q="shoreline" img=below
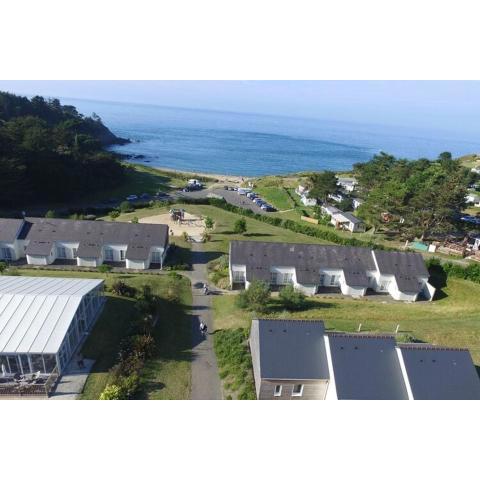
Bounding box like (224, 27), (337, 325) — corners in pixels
(150, 164), (249, 184)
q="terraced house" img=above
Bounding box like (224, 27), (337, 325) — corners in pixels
(229, 240), (436, 301)
(250, 319), (480, 400)
(0, 217), (169, 270)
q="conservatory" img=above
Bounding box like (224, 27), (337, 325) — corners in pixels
(0, 276), (104, 382)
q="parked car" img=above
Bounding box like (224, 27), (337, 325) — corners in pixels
(223, 185), (229, 190)
(246, 192), (256, 199)
(126, 195), (138, 201)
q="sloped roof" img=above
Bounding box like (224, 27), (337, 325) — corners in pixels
(251, 319), (329, 380)
(373, 250), (429, 293)
(21, 217), (168, 261)
(231, 241), (376, 285)
(328, 333), (408, 399)
(0, 276), (103, 355)
(0, 218), (24, 243)
(399, 344), (480, 400)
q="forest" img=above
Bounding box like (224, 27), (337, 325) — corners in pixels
(0, 91), (128, 207)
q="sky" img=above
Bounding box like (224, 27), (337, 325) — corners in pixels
(1, 80), (480, 138)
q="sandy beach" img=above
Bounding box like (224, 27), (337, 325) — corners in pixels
(152, 165), (249, 184)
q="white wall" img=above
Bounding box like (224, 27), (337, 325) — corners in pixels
(0, 241), (21, 261)
(103, 244), (128, 262)
(26, 254), (49, 265)
(77, 257), (102, 267)
(55, 241), (80, 260)
(126, 258), (148, 270)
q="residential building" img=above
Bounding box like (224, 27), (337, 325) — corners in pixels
(250, 319), (480, 400)
(320, 204), (365, 232)
(229, 240), (436, 301)
(0, 217), (169, 270)
(337, 177), (358, 192)
(295, 185), (317, 206)
(465, 192), (480, 206)
(0, 276), (104, 381)
(352, 198), (364, 210)
(331, 211), (365, 232)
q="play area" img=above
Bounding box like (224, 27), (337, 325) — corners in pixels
(139, 209), (206, 238)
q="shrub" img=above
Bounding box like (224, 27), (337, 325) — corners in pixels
(100, 384), (123, 400)
(235, 280), (270, 312)
(131, 216), (139, 224)
(119, 201), (134, 213)
(109, 210), (120, 220)
(278, 284), (307, 310)
(182, 231), (189, 241)
(45, 209), (57, 218)
(0, 261), (7, 275)
(97, 264), (113, 274)
(110, 280), (137, 297)
(233, 218), (247, 234)
(205, 216), (214, 229)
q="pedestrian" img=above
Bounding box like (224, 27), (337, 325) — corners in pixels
(199, 321), (205, 332)
(202, 323), (208, 335)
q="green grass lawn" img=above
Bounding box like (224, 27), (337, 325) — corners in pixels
(14, 269), (192, 399)
(110, 202), (336, 259)
(255, 186), (295, 211)
(212, 275), (480, 366)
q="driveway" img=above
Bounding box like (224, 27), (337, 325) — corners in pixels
(189, 242), (222, 400)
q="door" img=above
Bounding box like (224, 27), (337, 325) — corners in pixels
(151, 251), (162, 264)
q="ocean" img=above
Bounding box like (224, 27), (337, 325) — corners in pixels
(69, 98), (480, 176)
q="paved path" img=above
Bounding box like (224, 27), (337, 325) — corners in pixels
(189, 242), (222, 400)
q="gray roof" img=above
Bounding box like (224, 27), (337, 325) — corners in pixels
(337, 212), (363, 224)
(231, 240), (430, 292)
(0, 218), (25, 243)
(230, 241), (376, 286)
(374, 250), (428, 293)
(20, 217), (168, 261)
(399, 345), (480, 400)
(251, 319), (330, 380)
(328, 333), (408, 399)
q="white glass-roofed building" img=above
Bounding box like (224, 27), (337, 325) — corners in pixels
(0, 276), (104, 377)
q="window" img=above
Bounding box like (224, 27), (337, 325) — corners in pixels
(319, 274), (325, 286)
(292, 384), (304, 397)
(120, 250), (126, 261)
(270, 272), (278, 284)
(274, 385), (282, 397)
(104, 248), (114, 261)
(151, 251), (161, 263)
(330, 275), (336, 286)
(281, 273), (293, 284)
(57, 246), (66, 258)
(1, 247), (12, 260)
(233, 270), (245, 282)
(72, 248), (78, 258)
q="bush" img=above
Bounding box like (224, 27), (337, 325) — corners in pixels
(233, 218), (247, 234)
(235, 280), (270, 312)
(205, 216), (214, 229)
(45, 209), (57, 218)
(100, 384), (123, 400)
(426, 257), (480, 284)
(109, 210), (120, 220)
(278, 284), (307, 310)
(131, 216), (139, 224)
(0, 261), (7, 275)
(119, 201), (134, 213)
(110, 280), (137, 297)
(97, 264), (113, 274)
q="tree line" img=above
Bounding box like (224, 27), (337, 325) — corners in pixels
(305, 151), (477, 240)
(0, 91), (127, 208)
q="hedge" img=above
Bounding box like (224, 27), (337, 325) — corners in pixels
(426, 257), (480, 284)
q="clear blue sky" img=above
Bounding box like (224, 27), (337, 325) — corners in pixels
(1, 80), (479, 138)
